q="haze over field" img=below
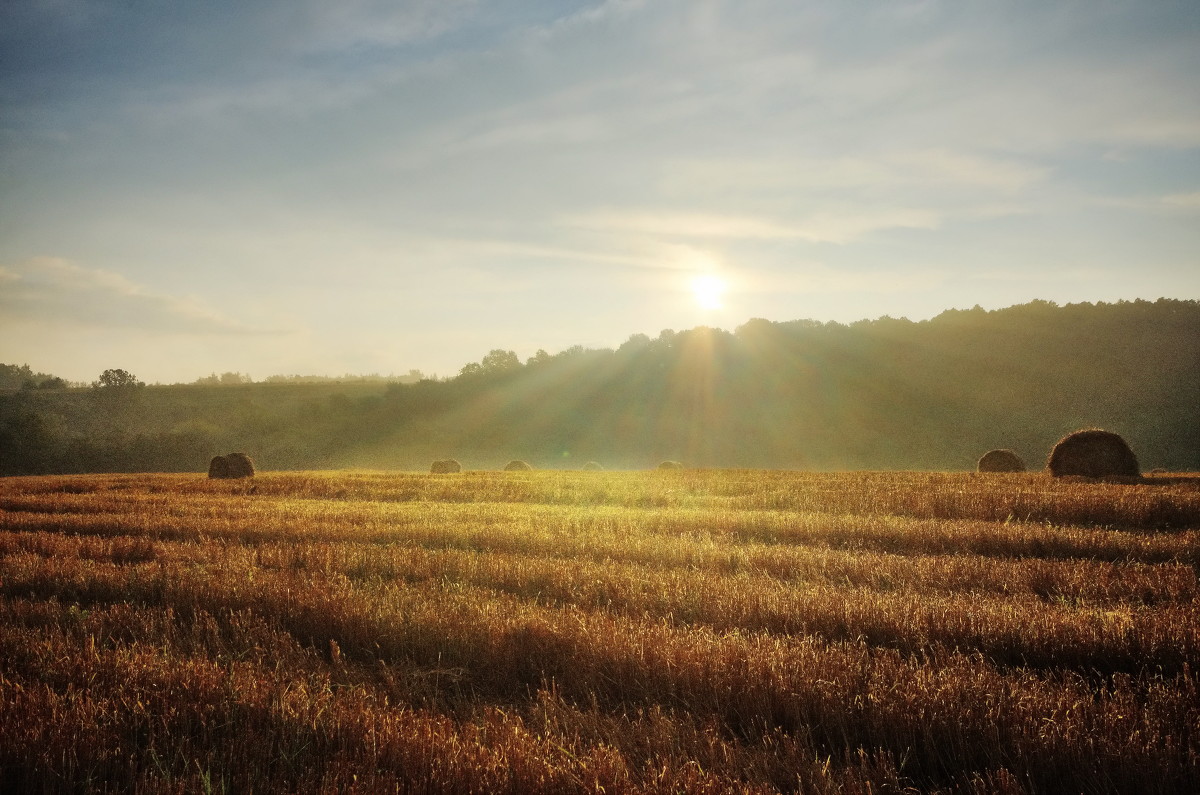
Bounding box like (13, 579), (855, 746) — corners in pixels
(2, 0), (1198, 384)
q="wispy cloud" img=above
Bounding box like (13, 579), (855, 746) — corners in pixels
(284, 0), (481, 52)
(0, 258), (285, 336)
(564, 207), (940, 244)
(1160, 192), (1200, 210)
(564, 211), (808, 240)
(1093, 191), (1200, 214)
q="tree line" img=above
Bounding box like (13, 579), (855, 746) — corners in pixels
(2, 299), (1197, 475)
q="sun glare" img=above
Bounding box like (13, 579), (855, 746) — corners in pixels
(691, 274), (726, 309)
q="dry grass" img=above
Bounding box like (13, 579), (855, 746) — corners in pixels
(1, 469), (1198, 793)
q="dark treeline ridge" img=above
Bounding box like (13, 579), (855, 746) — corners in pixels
(2, 299), (1198, 475)
(0, 364), (71, 391)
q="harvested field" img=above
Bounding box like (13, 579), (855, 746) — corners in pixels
(1, 469), (1198, 793)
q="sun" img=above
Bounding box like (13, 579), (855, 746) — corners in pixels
(691, 274), (726, 309)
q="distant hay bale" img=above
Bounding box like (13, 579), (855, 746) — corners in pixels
(430, 459), (461, 474)
(977, 449), (1026, 473)
(581, 461), (604, 471)
(1047, 429), (1140, 479)
(207, 455), (231, 479)
(504, 460), (533, 471)
(224, 452), (255, 478)
(658, 460), (684, 470)
(208, 452), (254, 479)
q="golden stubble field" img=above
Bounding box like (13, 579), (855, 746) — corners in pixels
(1, 469), (1198, 794)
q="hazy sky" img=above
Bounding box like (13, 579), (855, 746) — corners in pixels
(2, 0), (1198, 384)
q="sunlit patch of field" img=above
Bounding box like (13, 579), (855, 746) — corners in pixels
(2, 470), (1198, 793)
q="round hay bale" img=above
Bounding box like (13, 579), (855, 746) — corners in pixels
(430, 459), (461, 474)
(504, 460), (533, 471)
(207, 455), (231, 479)
(1047, 429), (1139, 479)
(224, 452), (256, 479)
(657, 460), (684, 470)
(977, 449), (1026, 473)
(581, 461), (604, 471)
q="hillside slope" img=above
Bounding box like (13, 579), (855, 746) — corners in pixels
(2, 299), (1197, 473)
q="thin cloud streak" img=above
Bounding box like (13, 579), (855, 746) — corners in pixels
(565, 208), (941, 244)
(0, 258), (285, 336)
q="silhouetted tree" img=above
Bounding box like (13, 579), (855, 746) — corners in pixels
(94, 369), (144, 390)
(481, 349), (521, 372)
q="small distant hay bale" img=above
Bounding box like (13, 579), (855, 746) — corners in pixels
(1047, 429), (1140, 479)
(430, 459), (461, 474)
(209, 452), (254, 479)
(657, 460), (684, 470)
(977, 449), (1026, 473)
(504, 460), (533, 471)
(581, 461), (604, 471)
(207, 455), (231, 479)
(224, 452), (256, 478)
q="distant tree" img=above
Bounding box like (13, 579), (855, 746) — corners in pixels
(460, 350), (522, 378)
(556, 345), (587, 359)
(481, 349), (521, 372)
(617, 333), (652, 355)
(527, 349), (552, 367)
(194, 371), (251, 385)
(1, 363), (64, 391)
(23, 376), (67, 390)
(0, 364), (35, 390)
(94, 369), (144, 390)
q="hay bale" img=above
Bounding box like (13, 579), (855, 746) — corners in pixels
(581, 461), (604, 471)
(977, 449), (1026, 473)
(504, 460), (533, 471)
(1047, 429), (1140, 479)
(430, 459), (461, 474)
(207, 455), (231, 479)
(224, 452), (256, 479)
(657, 460), (684, 470)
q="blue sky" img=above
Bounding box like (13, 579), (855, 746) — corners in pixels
(2, 0), (1198, 384)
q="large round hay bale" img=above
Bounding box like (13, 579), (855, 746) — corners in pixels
(430, 459), (461, 474)
(1047, 429), (1139, 479)
(207, 455), (231, 479)
(581, 461), (604, 471)
(657, 460), (684, 470)
(977, 449), (1026, 473)
(503, 460), (533, 471)
(224, 452), (256, 478)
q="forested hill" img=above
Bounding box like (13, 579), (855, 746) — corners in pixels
(3, 299), (1198, 474)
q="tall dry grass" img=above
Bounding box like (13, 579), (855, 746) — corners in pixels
(1, 469), (1198, 793)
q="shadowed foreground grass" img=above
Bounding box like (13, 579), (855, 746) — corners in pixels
(1, 469), (1198, 793)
